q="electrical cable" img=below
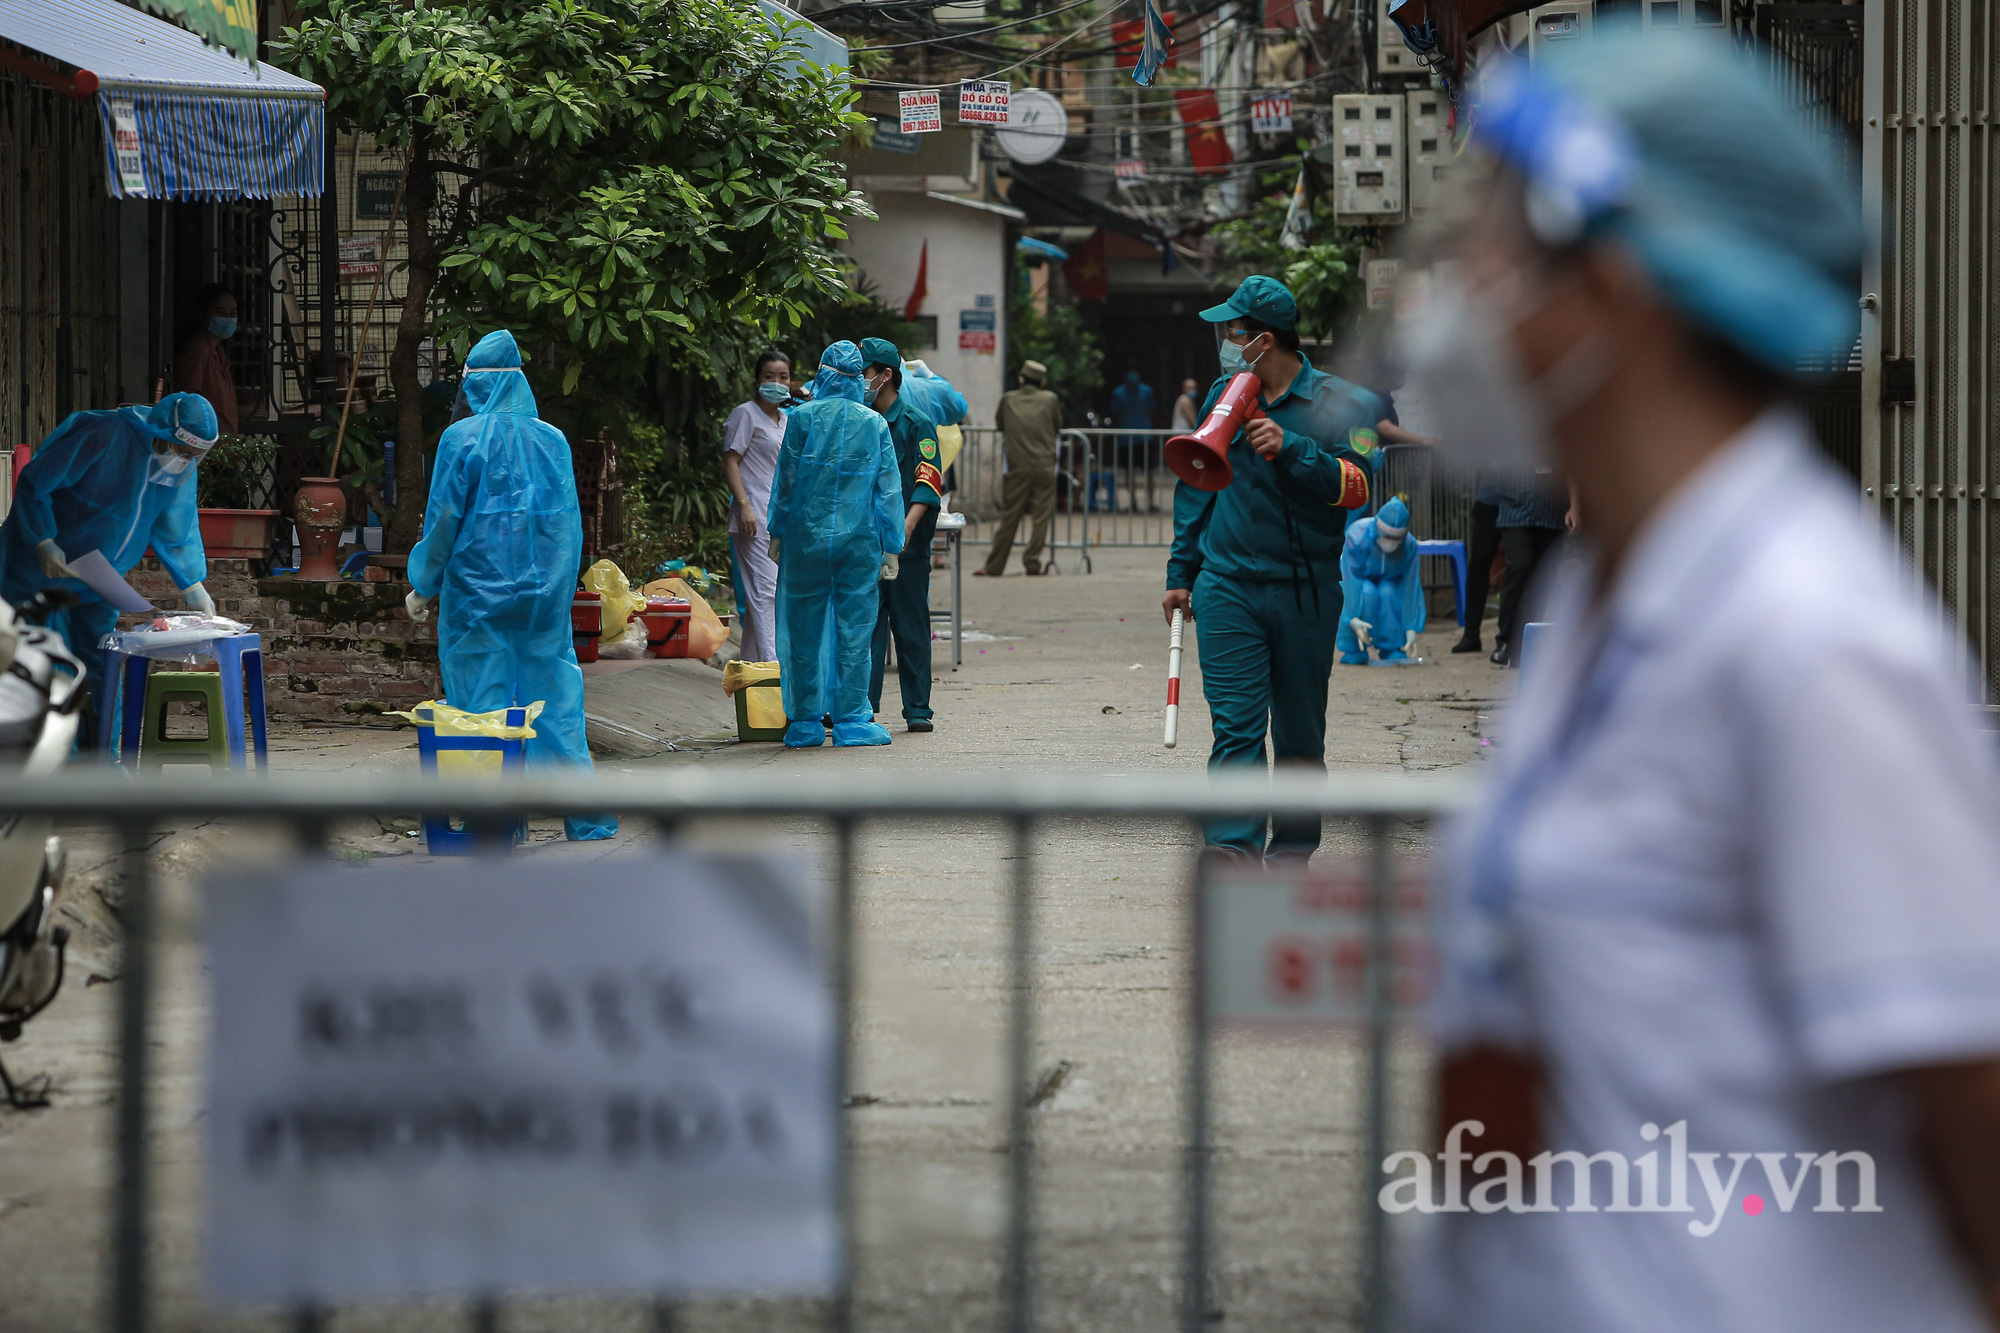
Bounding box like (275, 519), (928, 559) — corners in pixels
(857, 0), (1099, 49)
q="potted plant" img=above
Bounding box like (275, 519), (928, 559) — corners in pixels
(195, 434), (281, 559)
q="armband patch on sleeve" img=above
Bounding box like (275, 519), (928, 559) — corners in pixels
(1332, 458), (1369, 510)
(915, 460), (945, 496)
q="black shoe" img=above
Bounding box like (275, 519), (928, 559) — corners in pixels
(1451, 635), (1482, 654)
(907, 719), (934, 733)
(1490, 646), (1510, 667)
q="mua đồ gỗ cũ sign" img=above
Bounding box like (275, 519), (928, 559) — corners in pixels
(202, 852), (838, 1306)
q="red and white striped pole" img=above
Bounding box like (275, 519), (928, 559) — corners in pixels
(1164, 609), (1184, 749)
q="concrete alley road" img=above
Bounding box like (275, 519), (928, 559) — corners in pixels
(0, 545), (1512, 1333)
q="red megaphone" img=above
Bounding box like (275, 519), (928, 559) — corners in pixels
(1164, 372), (1265, 492)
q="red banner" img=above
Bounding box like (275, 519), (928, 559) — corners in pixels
(1111, 11), (1178, 69)
(1174, 88), (1234, 176)
(1063, 229), (1109, 302)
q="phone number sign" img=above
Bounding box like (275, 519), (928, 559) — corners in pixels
(1202, 862), (1433, 1027)
(203, 852), (837, 1305)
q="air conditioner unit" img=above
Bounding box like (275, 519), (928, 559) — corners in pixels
(1332, 93), (1405, 223)
(1528, 0), (1593, 57)
(1595, 0), (1726, 30)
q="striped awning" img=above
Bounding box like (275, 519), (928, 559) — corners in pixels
(0, 0), (324, 200)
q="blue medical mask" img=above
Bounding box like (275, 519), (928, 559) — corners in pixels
(1218, 335), (1266, 376)
(209, 316), (238, 340)
(757, 381), (791, 404)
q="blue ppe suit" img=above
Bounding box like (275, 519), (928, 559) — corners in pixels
(900, 368), (968, 428)
(1167, 362), (1378, 859)
(1336, 496), (1427, 664)
(407, 330), (614, 841)
(767, 341), (905, 748)
(0, 393), (215, 722)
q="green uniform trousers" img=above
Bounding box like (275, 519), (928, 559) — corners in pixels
(982, 465), (1056, 575)
(870, 507), (938, 722)
(1191, 567), (1343, 858)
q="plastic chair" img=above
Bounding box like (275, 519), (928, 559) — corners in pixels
(1415, 539), (1468, 628)
(140, 672), (234, 769)
(102, 633), (268, 771)
(414, 704), (529, 854)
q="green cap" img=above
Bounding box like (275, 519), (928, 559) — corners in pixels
(1198, 275), (1298, 332)
(859, 336), (901, 369)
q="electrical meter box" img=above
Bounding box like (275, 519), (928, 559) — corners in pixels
(1332, 94), (1405, 222)
(1528, 0), (1593, 57)
(1593, 0), (1726, 30)
(1405, 89), (1454, 220)
(1377, 0), (1421, 77)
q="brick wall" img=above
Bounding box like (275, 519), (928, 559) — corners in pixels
(127, 557), (440, 722)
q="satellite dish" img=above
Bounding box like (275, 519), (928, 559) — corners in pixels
(996, 88), (1067, 165)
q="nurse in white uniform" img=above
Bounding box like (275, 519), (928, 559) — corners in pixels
(1399, 35), (2000, 1333)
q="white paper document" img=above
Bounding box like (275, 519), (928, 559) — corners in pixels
(67, 549), (154, 613)
(203, 851), (838, 1306)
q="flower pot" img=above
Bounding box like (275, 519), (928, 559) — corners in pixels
(197, 508), (279, 560)
(293, 477), (348, 581)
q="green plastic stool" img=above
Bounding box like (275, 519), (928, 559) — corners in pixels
(141, 671), (237, 770)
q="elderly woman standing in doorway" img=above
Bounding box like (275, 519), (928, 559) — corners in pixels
(724, 350), (791, 664)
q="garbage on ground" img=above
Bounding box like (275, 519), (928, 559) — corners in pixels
(580, 559), (647, 643)
(598, 620), (650, 660)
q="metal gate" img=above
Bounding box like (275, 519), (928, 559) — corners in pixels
(1862, 0), (1999, 699)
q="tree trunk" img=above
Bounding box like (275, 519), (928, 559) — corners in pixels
(386, 125), (438, 554)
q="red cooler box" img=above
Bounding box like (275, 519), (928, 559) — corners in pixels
(572, 590), (603, 663)
(642, 597), (692, 658)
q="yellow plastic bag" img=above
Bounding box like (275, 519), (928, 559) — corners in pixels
(392, 700), (543, 777)
(582, 559), (647, 643)
(721, 661), (785, 738)
(936, 423), (963, 474)
(641, 576), (728, 660)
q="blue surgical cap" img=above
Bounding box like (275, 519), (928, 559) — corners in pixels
(129, 391), (218, 448)
(1476, 34), (1863, 376)
(812, 340), (869, 404)
(1377, 496), (1411, 533)
(467, 328), (523, 369)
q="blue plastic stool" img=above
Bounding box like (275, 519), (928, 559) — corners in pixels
(415, 704), (529, 854)
(101, 632), (268, 771)
(1415, 539), (1468, 628)
(1518, 621), (1553, 677)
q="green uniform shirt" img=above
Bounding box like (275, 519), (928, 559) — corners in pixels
(1166, 362), (1381, 587)
(879, 392), (944, 507)
(995, 386), (1063, 471)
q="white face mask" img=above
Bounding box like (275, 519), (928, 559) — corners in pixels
(1376, 530), (1405, 554)
(1397, 268), (1621, 473)
(148, 450), (193, 486)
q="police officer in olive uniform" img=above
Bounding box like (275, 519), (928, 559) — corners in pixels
(861, 337), (945, 733)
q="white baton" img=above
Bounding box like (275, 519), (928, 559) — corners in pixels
(1164, 609), (1184, 749)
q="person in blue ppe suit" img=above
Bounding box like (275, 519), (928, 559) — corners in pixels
(1162, 275), (1379, 861)
(1335, 495), (1426, 664)
(859, 337), (944, 733)
(405, 330), (614, 841)
(0, 392), (219, 732)
(766, 340), (904, 748)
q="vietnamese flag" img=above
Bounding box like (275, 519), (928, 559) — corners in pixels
(1063, 229), (1110, 302)
(905, 241), (929, 318)
(1174, 88), (1233, 176)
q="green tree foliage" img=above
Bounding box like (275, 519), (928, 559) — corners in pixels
(276, 0), (870, 551)
(1209, 169), (1367, 342)
(1007, 292), (1103, 420)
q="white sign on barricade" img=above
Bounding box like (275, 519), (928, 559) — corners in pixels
(958, 79), (1010, 124)
(899, 89), (943, 134)
(203, 853), (837, 1305)
(1202, 861), (1432, 1027)
(1249, 92), (1294, 134)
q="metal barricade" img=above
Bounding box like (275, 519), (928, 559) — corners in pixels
(0, 767), (1462, 1333)
(1379, 444), (1479, 600)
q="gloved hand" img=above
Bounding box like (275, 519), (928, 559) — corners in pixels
(1403, 629), (1419, 654)
(404, 589), (434, 623)
(181, 583), (215, 615)
(881, 553), (899, 582)
(768, 537), (781, 564)
(35, 539), (73, 580)
(1350, 617), (1373, 649)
